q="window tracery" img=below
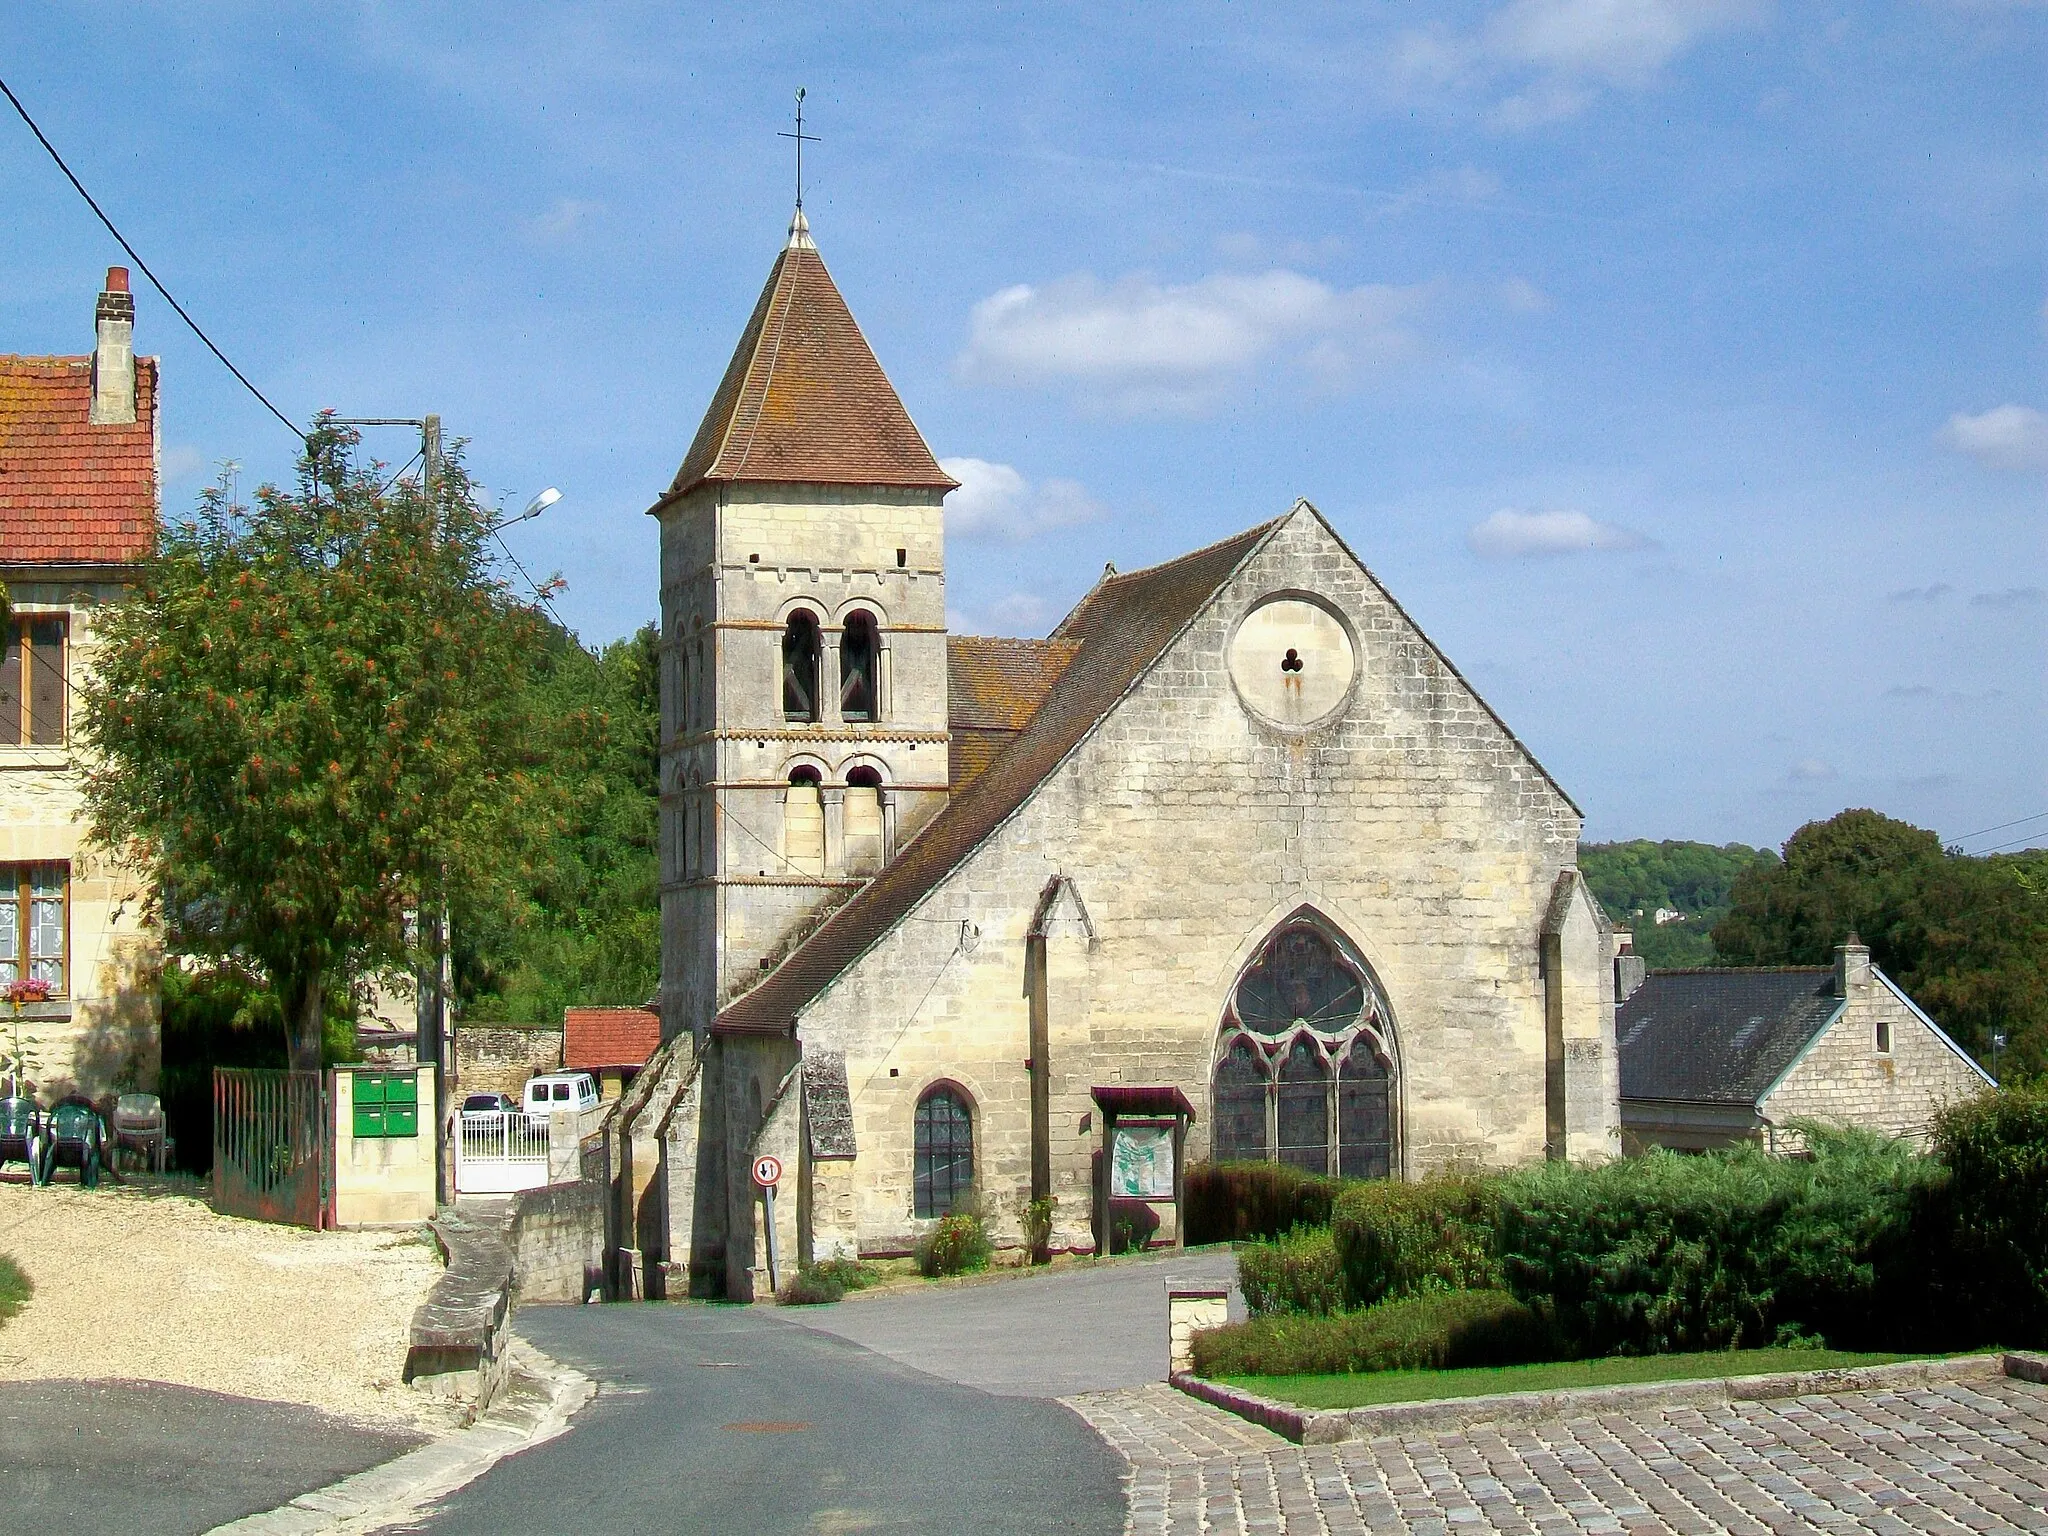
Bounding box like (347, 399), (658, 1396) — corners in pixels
(1211, 922), (1395, 1180)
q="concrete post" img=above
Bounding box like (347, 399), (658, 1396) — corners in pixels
(1167, 1287), (1230, 1376)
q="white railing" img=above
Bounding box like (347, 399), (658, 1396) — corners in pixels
(454, 1110), (550, 1195)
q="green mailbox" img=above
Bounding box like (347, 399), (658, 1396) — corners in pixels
(351, 1071), (419, 1138)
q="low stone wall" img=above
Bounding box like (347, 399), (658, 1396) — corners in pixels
(405, 1204), (515, 1413)
(507, 1177), (605, 1305)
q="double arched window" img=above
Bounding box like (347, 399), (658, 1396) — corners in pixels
(1212, 923), (1395, 1179)
(914, 1085), (974, 1218)
(782, 612), (822, 722)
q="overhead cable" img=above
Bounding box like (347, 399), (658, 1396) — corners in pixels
(0, 73), (304, 444)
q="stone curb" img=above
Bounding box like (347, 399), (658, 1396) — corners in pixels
(1173, 1351), (2032, 1445)
(404, 1202), (515, 1409)
(205, 1333), (594, 1536)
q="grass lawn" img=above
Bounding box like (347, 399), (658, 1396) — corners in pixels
(0, 1253), (30, 1327)
(1220, 1347), (1946, 1410)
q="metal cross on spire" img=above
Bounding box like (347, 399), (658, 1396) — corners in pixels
(779, 86), (820, 211)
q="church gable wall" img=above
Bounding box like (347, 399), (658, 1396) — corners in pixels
(791, 507), (1587, 1256)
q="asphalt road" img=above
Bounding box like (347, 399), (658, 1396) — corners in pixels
(398, 1301), (1129, 1536)
(0, 1380), (424, 1536)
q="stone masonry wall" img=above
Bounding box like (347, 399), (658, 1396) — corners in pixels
(1762, 967), (1991, 1147)
(453, 1024), (562, 1098)
(790, 507), (1589, 1259)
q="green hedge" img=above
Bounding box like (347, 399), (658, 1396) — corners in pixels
(1931, 1087), (2048, 1348)
(1191, 1288), (1552, 1377)
(1331, 1176), (1499, 1308)
(1238, 1226), (1345, 1317)
(1184, 1161), (1342, 1245)
(1494, 1129), (1936, 1356)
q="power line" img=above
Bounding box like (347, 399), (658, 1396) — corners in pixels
(0, 73), (304, 445)
(1974, 829), (2048, 857)
(1954, 809), (2048, 844)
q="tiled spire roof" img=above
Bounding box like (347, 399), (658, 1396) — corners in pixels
(661, 212), (956, 503)
(0, 354), (158, 566)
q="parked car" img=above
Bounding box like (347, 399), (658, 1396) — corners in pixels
(460, 1092), (516, 1116)
(521, 1073), (599, 1118)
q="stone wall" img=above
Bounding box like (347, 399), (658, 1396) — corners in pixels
(508, 1167), (605, 1304)
(788, 508), (1595, 1260)
(453, 1023), (562, 1098)
(1761, 956), (1991, 1148)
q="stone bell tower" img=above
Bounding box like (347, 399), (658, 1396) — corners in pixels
(651, 209), (958, 1041)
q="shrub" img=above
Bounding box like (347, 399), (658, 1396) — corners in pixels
(1331, 1176), (1499, 1308)
(1191, 1288), (1553, 1378)
(1932, 1087), (2048, 1348)
(810, 1255), (879, 1293)
(1494, 1132), (1936, 1357)
(0, 1253), (28, 1327)
(1184, 1161), (1343, 1245)
(778, 1265), (848, 1305)
(1238, 1226), (1345, 1317)
(1023, 1196), (1057, 1264)
(917, 1211), (993, 1277)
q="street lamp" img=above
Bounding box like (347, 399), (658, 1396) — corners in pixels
(486, 486), (561, 533)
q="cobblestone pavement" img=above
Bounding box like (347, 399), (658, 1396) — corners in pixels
(1064, 1377), (2048, 1534)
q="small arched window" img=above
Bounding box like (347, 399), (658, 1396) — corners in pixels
(784, 766), (824, 875)
(844, 765), (885, 874)
(841, 610), (879, 722)
(782, 611), (822, 722)
(682, 776), (699, 877)
(914, 1085), (974, 1219)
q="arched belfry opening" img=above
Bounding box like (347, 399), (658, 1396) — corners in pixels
(1212, 915), (1397, 1179)
(782, 611), (822, 722)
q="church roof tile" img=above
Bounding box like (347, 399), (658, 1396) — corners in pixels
(0, 355), (158, 566)
(716, 521), (1277, 1037)
(660, 235), (956, 503)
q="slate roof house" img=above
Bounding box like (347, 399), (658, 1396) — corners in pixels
(0, 268), (161, 1095)
(607, 208), (1624, 1300)
(1616, 937), (1991, 1153)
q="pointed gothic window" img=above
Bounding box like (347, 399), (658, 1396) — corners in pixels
(1211, 922), (1397, 1179)
(782, 611), (821, 722)
(784, 766), (824, 875)
(841, 610), (878, 722)
(914, 1085), (974, 1219)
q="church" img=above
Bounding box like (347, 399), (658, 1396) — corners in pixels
(619, 208), (1621, 1301)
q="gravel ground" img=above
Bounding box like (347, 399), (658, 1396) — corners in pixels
(0, 1178), (448, 1430)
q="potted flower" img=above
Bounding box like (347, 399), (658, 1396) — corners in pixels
(3, 977), (50, 1099)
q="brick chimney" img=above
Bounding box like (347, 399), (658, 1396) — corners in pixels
(89, 266), (136, 425)
(1834, 932), (1871, 998)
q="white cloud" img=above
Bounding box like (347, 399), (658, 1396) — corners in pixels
(940, 458), (1108, 542)
(1789, 758), (1838, 782)
(1398, 0), (1769, 128)
(527, 197), (603, 242)
(1886, 583), (1954, 603)
(957, 270), (1432, 414)
(1970, 586), (2046, 609)
(1467, 507), (1650, 558)
(1498, 277), (1553, 313)
(1937, 404), (2048, 470)
(160, 444), (205, 484)
(948, 591), (1052, 636)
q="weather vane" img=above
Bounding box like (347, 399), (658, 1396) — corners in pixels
(779, 86), (820, 211)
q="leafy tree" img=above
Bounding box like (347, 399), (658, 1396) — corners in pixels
(1713, 809), (2048, 1076)
(1579, 839), (1775, 966)
(455, 623), (660, 1021)
(80, 420), (562, 1071)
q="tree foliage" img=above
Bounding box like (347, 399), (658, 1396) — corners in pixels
(1579, 839), (1775, 966)
(80, 420), (562, 1068)
(454, 623), (660, 1021)
(1712, 809), (2048, 1077)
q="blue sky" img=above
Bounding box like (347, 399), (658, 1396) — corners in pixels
(2, 2), (2041, 850)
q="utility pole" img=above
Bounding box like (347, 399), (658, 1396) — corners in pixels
(418, 414), (455, 1207)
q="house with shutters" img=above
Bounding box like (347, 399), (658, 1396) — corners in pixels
(0, 267), (161, 1096)
(604, 208), (1623, 1301)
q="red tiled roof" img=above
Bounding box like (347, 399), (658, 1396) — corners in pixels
(0, 355), (157, 565)
(563, 1007), (662, 1070)
(946, 635), (1082, 788)
(659, 230), (956, 503)
(716, 522), (1277, 1037)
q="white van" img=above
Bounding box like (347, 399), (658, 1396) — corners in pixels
(522, 1072), (599, 1118)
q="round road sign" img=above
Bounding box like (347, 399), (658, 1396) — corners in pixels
(752, 1154), (783, 1188)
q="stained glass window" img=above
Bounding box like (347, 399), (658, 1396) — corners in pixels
(1338, 1038), (1392, 1180)
(1232, 927), (1365, 1035)
(1276, 1037), (1330, 1174)
(1212, 1036), (1268, 1162)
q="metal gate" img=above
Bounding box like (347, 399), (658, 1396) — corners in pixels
(213, 1068), (328, 1228)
